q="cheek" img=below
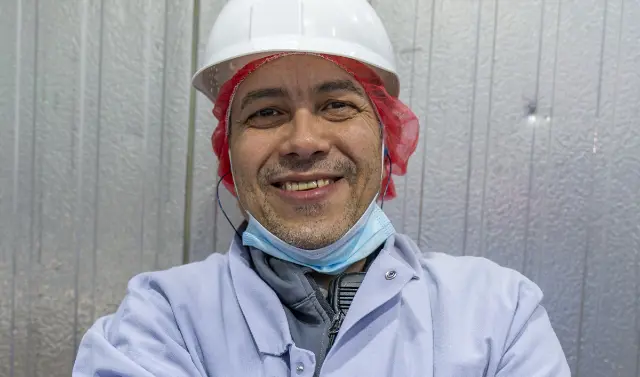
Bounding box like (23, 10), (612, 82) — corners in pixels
(341, 121), (382, 167)
(229, 133), (273, 184)
(229, 142), (257, 183)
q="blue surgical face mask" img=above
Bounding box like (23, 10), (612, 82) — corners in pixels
(242, 197), (395, 274)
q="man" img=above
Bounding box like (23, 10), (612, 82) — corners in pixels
(73, 0), (571, 376)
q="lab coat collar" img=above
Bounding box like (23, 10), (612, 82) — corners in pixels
(229, 230), (423, 357)
(228, 233), (293, 356)
(329, 234), (421, 349)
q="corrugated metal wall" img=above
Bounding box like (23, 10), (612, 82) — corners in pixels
(1, 0), (638, 376)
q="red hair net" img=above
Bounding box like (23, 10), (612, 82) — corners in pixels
(211, 53), (419, 201)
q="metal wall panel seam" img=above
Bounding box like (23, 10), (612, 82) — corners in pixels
(155, 0), (170, 270)
(461, 0), (485, 257)
(8, 0), (24, 372)
(71, 0), (91, 359)
(402, 0), (423, 234)
(183, 0), (200, 265)
(415, 0), (437, 249)
(476, 0), (499, 258)
(520, 0), (548, 276)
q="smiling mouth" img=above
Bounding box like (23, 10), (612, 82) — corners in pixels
(274, 178), (342, 192)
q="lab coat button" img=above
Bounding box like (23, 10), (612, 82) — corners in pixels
(295, 362), (304, 374)
(385, 270), (397, 280)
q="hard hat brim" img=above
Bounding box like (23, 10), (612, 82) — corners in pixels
(192, 38), (400, 102)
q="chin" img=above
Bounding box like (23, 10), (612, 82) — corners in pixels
(268, 198), (336, 219)
(275, 217), (348, 249)
(287, 229), (344, 250)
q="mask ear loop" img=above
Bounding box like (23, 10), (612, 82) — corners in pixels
(380, 148), (392, 210)
(379, 117), (392, 209)
(216, 171), (243, 240)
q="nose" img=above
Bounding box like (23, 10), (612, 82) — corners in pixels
(278, 109), (331, 160)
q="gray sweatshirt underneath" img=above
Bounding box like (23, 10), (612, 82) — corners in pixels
(249, 248), (335, 376)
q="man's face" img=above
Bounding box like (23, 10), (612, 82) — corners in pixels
(228, 55), (383, 250)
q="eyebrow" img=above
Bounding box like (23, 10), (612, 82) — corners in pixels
(240, 87), (287, 111)
(239, 79), (365, 111)
(314, 79), (365, 97)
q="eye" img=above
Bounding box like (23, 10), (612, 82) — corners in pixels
(324, 101), (349, 110)
(244, 107), (288, 129)
(321, 100), (359, 122)
(251, 108), (281, 118)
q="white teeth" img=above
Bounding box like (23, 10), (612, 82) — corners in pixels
(281, 179), (334, 191)
(317, 179), (330, 188)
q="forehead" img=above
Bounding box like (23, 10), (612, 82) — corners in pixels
(234, 55), (357, 97)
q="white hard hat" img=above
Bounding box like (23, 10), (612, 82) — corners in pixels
(192, 0), (400, 103)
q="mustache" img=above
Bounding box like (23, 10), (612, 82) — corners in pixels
(259, 156), (357, 184)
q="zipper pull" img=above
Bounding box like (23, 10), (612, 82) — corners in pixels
(327, 311), (344, 348)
